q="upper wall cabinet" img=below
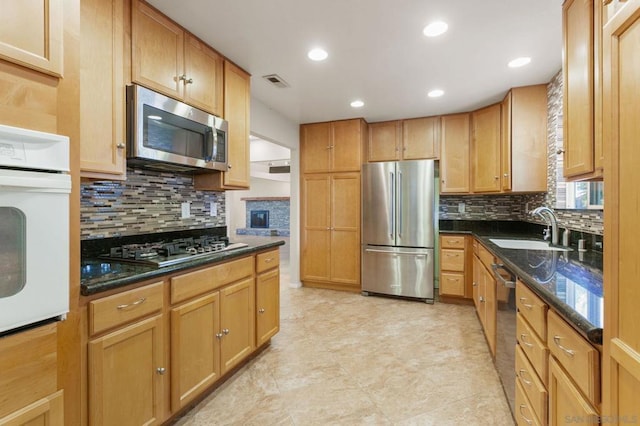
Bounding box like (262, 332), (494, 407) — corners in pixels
(562, 0), (603, 180)
(0, 0), (63, 77)
(502, 85), (548, 193)
(440, 113), (471, 193)
(80, 0), (127, 180)
(132, 0), (223, 116)
(300, 119), (365, 173)
(367, 117), (439, 162)
(471, 103), (502, 193)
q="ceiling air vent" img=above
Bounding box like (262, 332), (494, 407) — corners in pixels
(262, 74), (290, 88)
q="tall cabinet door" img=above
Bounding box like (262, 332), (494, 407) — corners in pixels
(471, 103), (501, 193)
(330, 173), (361, 286)
(332, 119), (363, 171)
(440, 113), (470, 193)
(222, 61), (250, 188)
(301, 175), (331, 282)
(300, 122), (332, 173)
(602, 1), (640, 421)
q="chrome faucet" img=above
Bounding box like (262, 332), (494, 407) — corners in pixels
(530, 206), (559, 245)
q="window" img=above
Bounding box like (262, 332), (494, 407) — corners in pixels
(565, 182), (604, 209)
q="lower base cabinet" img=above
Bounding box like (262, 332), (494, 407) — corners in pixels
(549, 357), (599, 426)
(0, 390), (64, 426)
(256, 268), (280, 347)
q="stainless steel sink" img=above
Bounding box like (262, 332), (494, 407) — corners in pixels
(489, 238), (572, 252)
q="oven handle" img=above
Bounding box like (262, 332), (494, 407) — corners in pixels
(491, 263), (516, 288)
(0, 171), (71, 192)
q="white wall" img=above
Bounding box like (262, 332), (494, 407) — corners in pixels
(228, 178), (291, 233)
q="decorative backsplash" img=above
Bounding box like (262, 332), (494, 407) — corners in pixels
(439, 194), (531, 221)
(80, 168), (225, 239)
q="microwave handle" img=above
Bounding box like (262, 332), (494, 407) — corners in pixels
(205, 127), (216, 162)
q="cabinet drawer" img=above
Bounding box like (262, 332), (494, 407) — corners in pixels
(516, 280), (548, 341)
(256, 249), (279, 273)
(171, 256), (254, 304)
(441, 249), (465, 271)
(515, 379), (543, 426)
(517, 313), (549, 387)
(516, 344), (548, 424)
(440, 272), (465, 296)
(547, 310), (600, 405)
(477, 243), (495, 271)
(90, 282), (164, 335)
(440, 235), (465, 249)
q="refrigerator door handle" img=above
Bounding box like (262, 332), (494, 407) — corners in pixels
(389, 171), (395, 238)
(365, 248), (427, 256)
(398, 171), (403, 237)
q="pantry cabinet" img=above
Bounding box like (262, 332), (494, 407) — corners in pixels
(79, 0), (127, 180)
(602, 0), (640, 421)
(0, 0), (63, 77)
(471, 103), (502, 193)
(132, 0), (223, 116)
(301, 119), (365, 173)
(440, 113), (471, 193)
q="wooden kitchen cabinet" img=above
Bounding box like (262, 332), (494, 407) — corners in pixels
(0, 0), (63, 77)
(602, 0), (640, 421)
(88, 315), (167, 426)
(301, 173), (361, 291)
(132, 0), (223, 116)
(440, 113), (470, 193)
(439, 235), (469, 298)
(256, 250), (280, 347)
(472, 240), (497, 357)
(368, 120), (402, 161)
(219, 277), (256, 374)
(471, 103), (502, 193)
(300, 119), (365, 173)
(0, 390), (64, 426)
(501, 85), (548, 192)
(368, 117), (440, 162)
(562, 0), (604, 180)
(79, 0), (127, 180)
(549, 357), (599, 425)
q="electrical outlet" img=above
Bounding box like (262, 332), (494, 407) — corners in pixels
(458, 202), (465, 214)
(525, 202), (530, 213)
(209, 202), (217, 217)
(181, 202), (190, 219)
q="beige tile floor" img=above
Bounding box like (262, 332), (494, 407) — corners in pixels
(173, 241), (514, 425)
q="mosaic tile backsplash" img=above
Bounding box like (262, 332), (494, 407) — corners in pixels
(81, 168), (225, 239)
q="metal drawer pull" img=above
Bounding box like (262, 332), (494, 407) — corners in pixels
(520, 334), (534, 348)
(519, 297), (533, 309)
(447, 240), (460, 244)
(445, 253), (459, 257)
(264, 258), (274, 263)
(258, 308), (266, 314)
(491, 263), (516, 288)
(447, 278), (459, 281)
(519, 405), (533, 425)
(553, 335), (575, 357)
(116, 297), (146, 310)
(518, 369), (532, 386)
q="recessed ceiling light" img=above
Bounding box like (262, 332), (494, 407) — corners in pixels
(350, 100), (364, 108)
(427, 89), (444, 98)
(508, 57), (531, 68)
(423, 21), (448, 37)
(308, 48), (328, 61)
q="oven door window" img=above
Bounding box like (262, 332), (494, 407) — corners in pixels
(143, 104), (211, 160)
(0, 207), (26, 298)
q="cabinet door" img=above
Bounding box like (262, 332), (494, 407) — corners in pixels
(472, 255), (483, 316)
(501, 92), (512, 191)
(256, 268), (280, 347)
(301, 175), (331, 282)
(330, 174), (361, 286)
(471, 103), (501, 193)
(170, 293), (220, 411)
(549, 357), (599, 425)
(402, 116), (440, 160)
(602, 2), (640, 420)
(80, 0), (126, 180)
(0, 0), (63, 77)
(368, 121), (401, 162)
(0, 390), (64, 426)
(220, 277), (255, 375)
(300, 122), (332, 173)
(483, 266), (497, 357)
(562, 0), (595, 178)
(132, 0), (184, 99)
(440, 113), (470, 193)
(332, 119), (363, 171)
(184, 35), (223, 116)
(89, 315), (166, 426)
(221, 61), (251, 188)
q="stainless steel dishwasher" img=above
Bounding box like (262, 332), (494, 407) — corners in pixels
(492, 262), (517, 419)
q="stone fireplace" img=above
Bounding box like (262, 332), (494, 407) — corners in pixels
(236, 197), (290, 236)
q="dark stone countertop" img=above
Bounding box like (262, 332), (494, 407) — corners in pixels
(81, 239), (285, 296)
(440, 221), (603, 345)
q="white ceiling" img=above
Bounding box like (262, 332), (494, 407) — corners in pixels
(147, 0), (562, 124)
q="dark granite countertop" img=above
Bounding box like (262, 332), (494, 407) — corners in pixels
(81, 239), (285, 296)
(440, 220), (603, 345)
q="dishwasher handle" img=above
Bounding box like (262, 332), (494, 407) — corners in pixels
(491, 263), (516, 288)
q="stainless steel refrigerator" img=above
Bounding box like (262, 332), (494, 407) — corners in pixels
(361, 160), (435, 301)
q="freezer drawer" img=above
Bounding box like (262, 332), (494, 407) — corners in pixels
(361, 246), (434, 299)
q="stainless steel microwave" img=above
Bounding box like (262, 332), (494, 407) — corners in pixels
(126, 84), (228, 172)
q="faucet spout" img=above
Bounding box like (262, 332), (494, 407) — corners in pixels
(530, 206), (559, 245)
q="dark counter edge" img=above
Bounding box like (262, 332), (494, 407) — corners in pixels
(441, 229), (603, 345)
(81, 240), (286, 296)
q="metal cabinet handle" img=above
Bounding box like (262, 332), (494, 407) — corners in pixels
(116, 297), (146, 310)
(479, 296), (485, 303)
(258, 308), (266, 314)
(445, 253), (459, 257)
(228, 164), (232, 169)
(447, 278), (459, 282)
(116, 143), (125, 149)
(553, 335), (575, 357)
(222, 328), (230, 335)
(503, 173), (509, 177)
(156, 367), (166, 375)
(519, 297), (533, 310)
(472, 282), (477, 287)
(491, 263), (516, 288)
(518, 369), (532, 386)
(264, 258), (274, 263)
(519, 405), (533, 425)
(520, 334), (534, 348)
(215, 332), (223, 339)
(556, 148), (565, 154)
(447, 240), (460, 244)
(179, 74), (193, 84)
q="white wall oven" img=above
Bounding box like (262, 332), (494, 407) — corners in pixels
(0, 124), (70, 335)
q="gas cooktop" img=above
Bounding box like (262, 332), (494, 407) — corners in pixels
(98, 236), (248, 267)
